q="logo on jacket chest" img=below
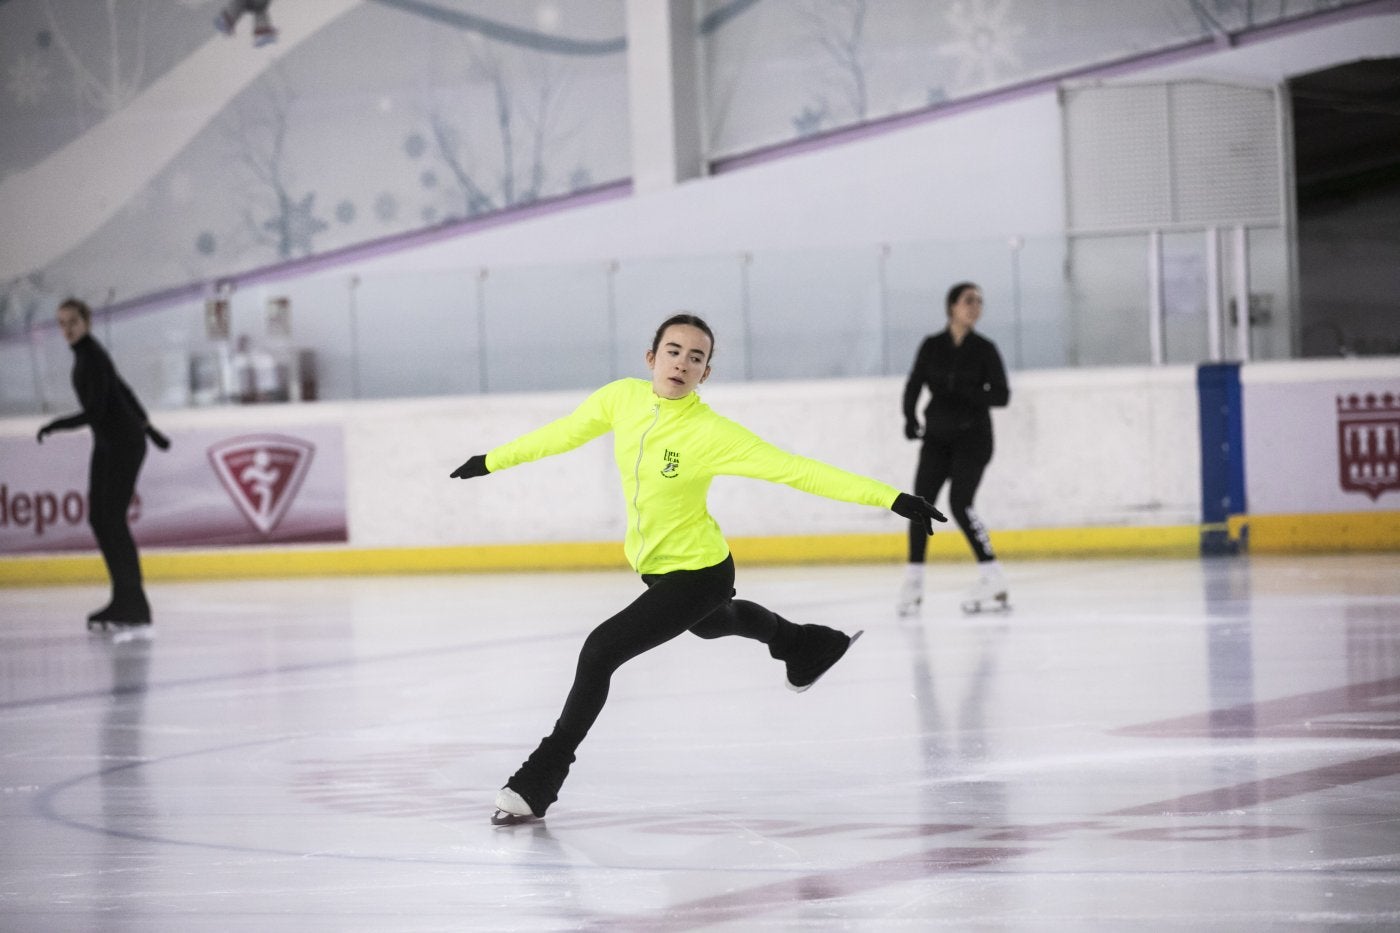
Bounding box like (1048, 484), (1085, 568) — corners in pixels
(660, 448), (681, 479)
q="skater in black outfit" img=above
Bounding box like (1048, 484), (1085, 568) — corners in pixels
(450, 314), (946, 824)
(36, 299), (170, 628)
(215, 0), (278, 46)
(897, 282), (1010, 616)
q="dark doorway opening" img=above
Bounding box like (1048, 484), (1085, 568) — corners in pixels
(1291, 58), (1400, 357)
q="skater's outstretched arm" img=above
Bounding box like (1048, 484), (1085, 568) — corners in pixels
(705, 419), (949, 530)
(449, 382), (618, 480)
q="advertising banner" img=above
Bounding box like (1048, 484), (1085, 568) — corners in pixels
(1244, 378), (1400, 514)
(0, 424), (347, 553)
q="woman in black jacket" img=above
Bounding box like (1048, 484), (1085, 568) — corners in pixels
(898, 282), (1010, 616)
(37, 299), (168, 628)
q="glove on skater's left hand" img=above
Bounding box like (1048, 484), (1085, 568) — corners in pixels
(903, 419), (922, 441)
(450, 454), (490, 479)
(891, 493), (947, 535)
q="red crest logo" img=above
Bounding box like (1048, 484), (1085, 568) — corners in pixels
(208, 434), (316, 534)
(1337, 392), (1400, 501)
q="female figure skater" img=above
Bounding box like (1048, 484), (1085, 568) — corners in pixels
(450, 313), (946, 824)
(897, 282), (1011, 616)
(36, 299), (169, 628)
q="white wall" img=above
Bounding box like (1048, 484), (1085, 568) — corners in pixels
(344, 367), (1202, 549)
(0, 367), (1203, 553)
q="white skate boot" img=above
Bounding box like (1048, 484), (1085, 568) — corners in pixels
(491, 786), (538, 826)
(896, 577), (923, 617)
(961, 566), (1010, 615)
(896, 564), (925, 617)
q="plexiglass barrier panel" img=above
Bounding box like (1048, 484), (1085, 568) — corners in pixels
(2, 227), (1316, 417)
(744, 246), (885, 381)
(478, 262), (613, 394)
(1161, 230), (1214, 367)
(0, 335), (44, 416)
(1066, 234), (1152, 367)
(1014, 235), (1074, 371)
(351, 271), (482, 399)
(611, 255), (748, 383)
(1246, 226), (1294, 362)
(882, 238), (1062, 375)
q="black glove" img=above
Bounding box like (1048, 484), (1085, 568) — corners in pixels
(891, 493), (948, 535)
(450, 454), (490, 479)
(35, 421), (55, 444)
(903, 419), (921, 441)
(146, 425), (171, 450)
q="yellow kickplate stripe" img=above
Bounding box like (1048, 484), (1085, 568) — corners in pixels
(1240, 510), (1400, 552)
(0, 523), (1214, 586)
(8, 514), (1392, 587)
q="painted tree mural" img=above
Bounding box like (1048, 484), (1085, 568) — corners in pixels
(222, 74), (329, 262)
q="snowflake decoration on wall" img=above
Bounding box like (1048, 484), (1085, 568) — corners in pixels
(792, 102), (828, 138)
(374, 192), (398, 223)
(6, 53), (50, 106)
(936, 0), (1026, 92)
(264, 192), (329, 258)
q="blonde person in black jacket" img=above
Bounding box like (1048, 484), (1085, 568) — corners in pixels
(37, 299), (169, 628)
(898, 282), (1011, 615)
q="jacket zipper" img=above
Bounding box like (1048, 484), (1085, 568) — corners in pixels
(632, 404), (661, 568)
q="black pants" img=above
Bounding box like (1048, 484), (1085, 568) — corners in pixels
(510, 554), (803, 814)
(88, 437), (147, 608)
(908, 430), (995, 564)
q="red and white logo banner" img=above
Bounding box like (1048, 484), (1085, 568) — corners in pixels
(0, 423), (347, 554)
(208, 434), (317, 535)
(1338, 392), (1400, 502)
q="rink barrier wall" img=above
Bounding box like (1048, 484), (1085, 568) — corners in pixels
(1, 359), (1396, 585)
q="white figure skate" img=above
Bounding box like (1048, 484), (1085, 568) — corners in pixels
(961, 570), (1010, 615)
(490, 786), (539, 826)
(896, 577), (923, 617)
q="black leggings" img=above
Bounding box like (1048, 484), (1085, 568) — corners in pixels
(552, 554), (794, 743)
(907, 430), (995, 564)
(88, 437), (147, 606)
(515, 554), (802, 812)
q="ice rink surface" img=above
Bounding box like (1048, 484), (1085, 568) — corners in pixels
(2, 553), (1399, 931)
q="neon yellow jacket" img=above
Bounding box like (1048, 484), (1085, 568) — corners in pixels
(486, 378), (901, 575)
